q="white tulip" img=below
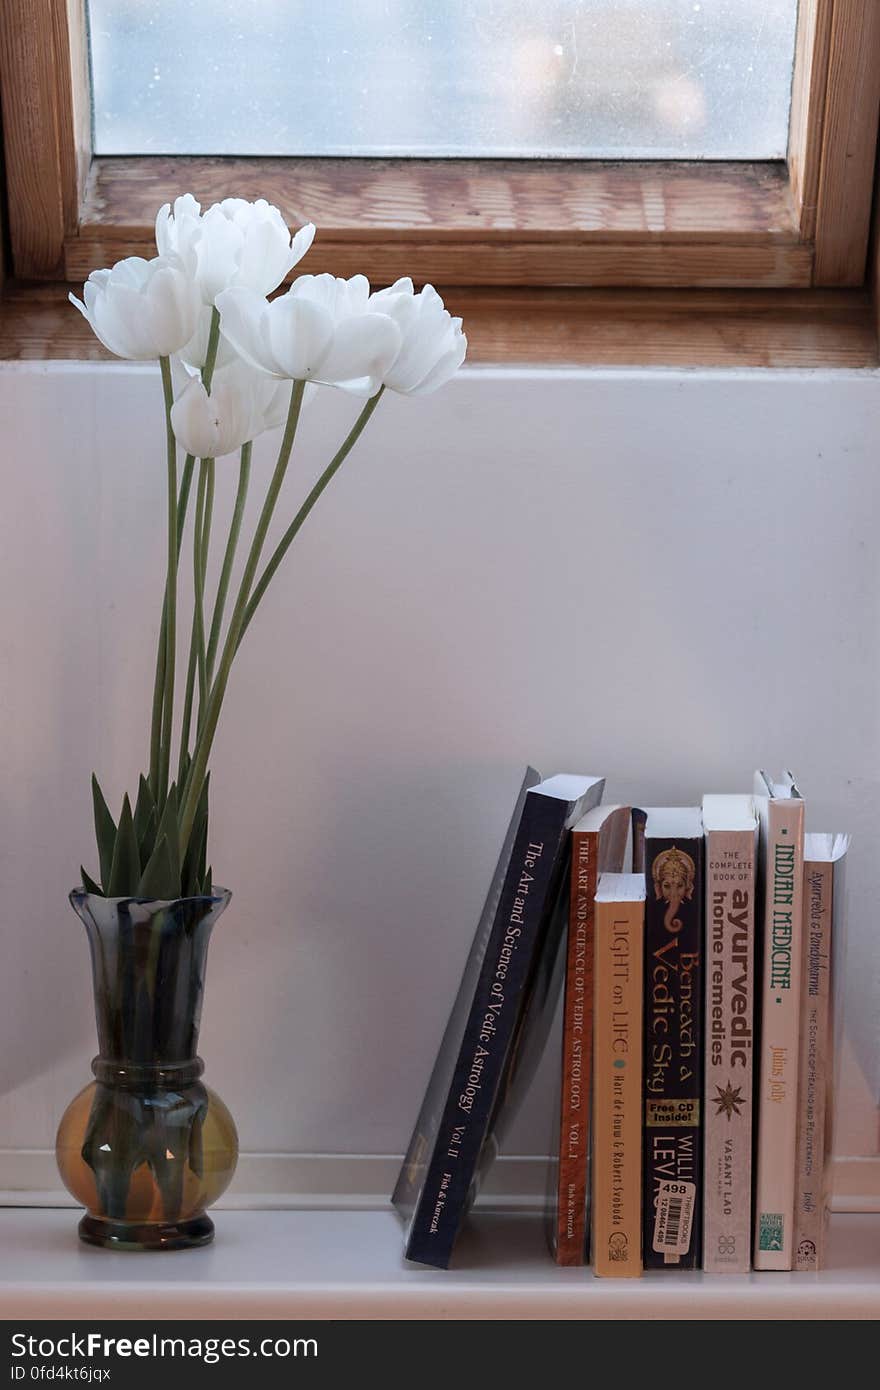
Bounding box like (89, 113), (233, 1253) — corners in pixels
(69, 255), (201, 360)
(176, 303), (240, 374)
(368, 280), (467, 394)
(156, 193), (315, 303)
(170, 359), (294, 458)
(216, 274), (401, 396)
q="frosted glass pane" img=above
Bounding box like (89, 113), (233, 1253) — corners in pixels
(89, 0), (798, 159)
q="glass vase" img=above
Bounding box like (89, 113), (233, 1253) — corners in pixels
(56, 889), (238, 1250)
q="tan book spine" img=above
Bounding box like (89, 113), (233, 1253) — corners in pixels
(592, 894), (643, 1277)
(754, 798), (805, 1270)
(794, 858), (833, 1270)
(703, 827), (756, 1272)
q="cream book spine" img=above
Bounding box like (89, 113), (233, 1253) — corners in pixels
(794, 834), (849, 1271)
(592, 873), (644, 1278)
(702, 796), (757, 1272)
(753, 778), (805, 1270)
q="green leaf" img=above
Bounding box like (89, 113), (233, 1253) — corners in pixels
(133, 775), (156, 855)
(80, 866), (103, 896)
(137, 834), (177, 899)
(137, 806), (158, 866)
(181, 773), (210, 897)
(91, 774), (117, 893)
(107, 794), (140, 896)
(178, 750), (191, 790)
(204, 865), (212, 896)
(154, 783), (181, 896)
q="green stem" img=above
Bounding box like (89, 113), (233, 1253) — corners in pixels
(195, 462), (211, 729)
(179, 380), (306, 853)
(206, 442), (252, 685)
(202, 308), (221, 391)
(192, 305), (220, 733)
(177, 644), (197, 788)
(167, 308), (220, 790)
(197, 458), (216, 728)
(177, 457), (196, 549)
(178, 460), (209, 786)
(202, 459), (215, 591)
(157, 356), (178, 807)
(149, 455), (195, 797)
(238, 390), (383, 650)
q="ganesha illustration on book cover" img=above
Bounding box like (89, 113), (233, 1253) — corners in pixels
(651, 845), (696, 932)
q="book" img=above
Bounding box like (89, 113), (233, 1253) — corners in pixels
(640, 806), (704, 1269)
(752, 770), (805, 1270)
(592, 872), (645, 1278)
(701, 793), (758, 1273)
(552, 803), (630, 1266)
(392, 770), (604, 1269)
(794, 832), (850, 1271)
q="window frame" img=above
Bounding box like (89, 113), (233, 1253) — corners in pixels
(1, 1), (880, 362)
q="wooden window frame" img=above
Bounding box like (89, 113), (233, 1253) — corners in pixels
(2, 1), (880, 365)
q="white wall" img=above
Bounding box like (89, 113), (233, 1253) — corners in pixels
(1, 362), (878, 1199)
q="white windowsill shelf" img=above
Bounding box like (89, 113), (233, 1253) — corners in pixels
(1, 1208), (877, 1320)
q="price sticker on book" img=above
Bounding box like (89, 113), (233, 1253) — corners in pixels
(652, 1180), (696, 1259)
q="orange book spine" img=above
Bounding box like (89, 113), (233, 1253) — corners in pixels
(554, 829), (598, 1264)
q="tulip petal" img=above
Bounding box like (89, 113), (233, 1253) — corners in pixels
(258, 379), (293, 433)
(170, 373), (253, 458)
(314, 312), (401, 393)
(266, 293), (334, 379)
(68, 291), (126, 358)
(146, 265), (200, 357)
(407, 332), (468, 395)
(94, 283), (156, 359)
(385, 315), (455, 393)
(196, 209), (243, 304)
(176, 304), (238, 373)
(290, 222), (316, 266)
(235, 218), (294, 298)
(216, 287), (277, 375)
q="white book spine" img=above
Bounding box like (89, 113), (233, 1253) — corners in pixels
(753, 798), (805, 1270)
(703, 826), (756, 1272)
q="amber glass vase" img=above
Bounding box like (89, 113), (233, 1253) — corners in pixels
(56, 889), (238, 1250)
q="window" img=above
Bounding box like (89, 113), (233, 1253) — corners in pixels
(89, 1), (798, 160)
(1, 1), (880, 364)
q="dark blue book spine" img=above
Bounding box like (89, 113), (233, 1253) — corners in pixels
(642, 833), (704, 1269)
(404, 792), (570, 1268)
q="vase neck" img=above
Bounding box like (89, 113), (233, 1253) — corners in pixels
(70, 893), (229, 1066)
(91, 1056), (206, 1088)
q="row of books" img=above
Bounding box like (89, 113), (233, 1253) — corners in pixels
(391, 770), (849, 1275)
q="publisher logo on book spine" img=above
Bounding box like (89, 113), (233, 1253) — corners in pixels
(759, 1213), (785, 1252)
(608, 1231), (630, 1263)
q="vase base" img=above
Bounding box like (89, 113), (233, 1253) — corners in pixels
(78, 1213), (215, 1251)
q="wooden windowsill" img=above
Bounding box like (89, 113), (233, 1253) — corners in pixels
(1, 283), (876, 370)
(64, 157), (813, 290)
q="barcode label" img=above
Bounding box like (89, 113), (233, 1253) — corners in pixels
(652, 1180), (696, 1257)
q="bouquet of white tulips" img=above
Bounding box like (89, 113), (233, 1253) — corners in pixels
(71, 195), (466, 899)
